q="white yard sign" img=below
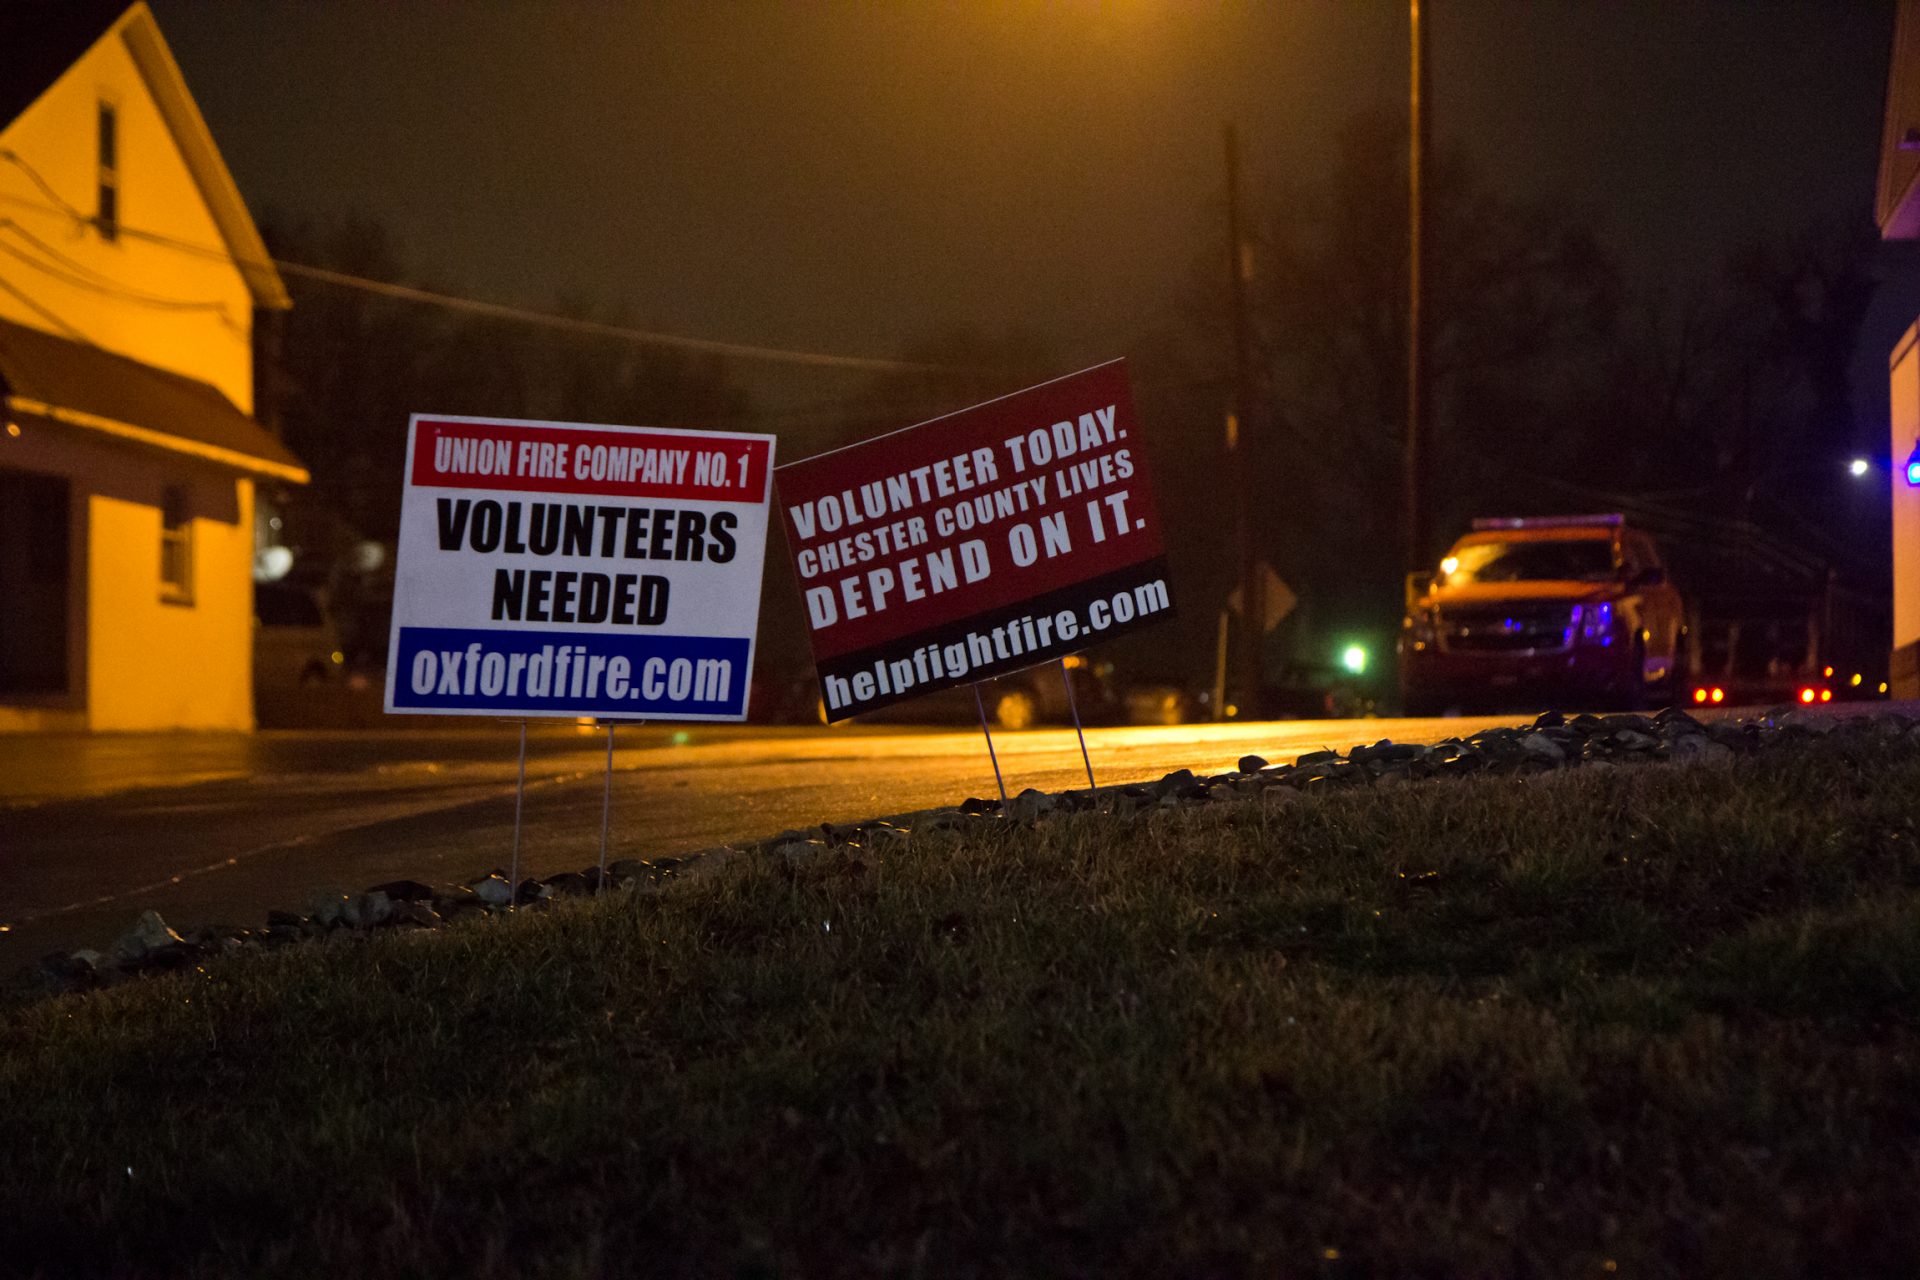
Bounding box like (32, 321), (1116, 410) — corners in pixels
(383, 414), (775, 721)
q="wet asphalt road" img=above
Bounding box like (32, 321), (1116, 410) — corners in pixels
(0, 715), (1530, 968)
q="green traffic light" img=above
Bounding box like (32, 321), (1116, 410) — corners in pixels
(1340, 644), (1368, 675)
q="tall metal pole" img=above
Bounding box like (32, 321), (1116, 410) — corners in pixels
(1405, 0), (1431, 574)
(1225, 123), (1262, 718)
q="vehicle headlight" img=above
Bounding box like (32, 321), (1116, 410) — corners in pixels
(1576, 601), (1616, 646)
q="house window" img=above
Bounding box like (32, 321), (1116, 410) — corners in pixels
(97, 101), (118, 241)
(160, 486), (193, 605)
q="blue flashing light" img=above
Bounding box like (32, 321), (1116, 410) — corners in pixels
(1908, 441), (1920, 487)
(1576, 600), (1615, 646)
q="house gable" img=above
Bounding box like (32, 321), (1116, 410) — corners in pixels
(0, 3), (286, 410)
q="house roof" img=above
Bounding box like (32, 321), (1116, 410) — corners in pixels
(0, 316), (308, 482)
(0, 1), (290, 308)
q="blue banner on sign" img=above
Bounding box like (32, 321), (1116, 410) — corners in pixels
(389, 627), (750, 718)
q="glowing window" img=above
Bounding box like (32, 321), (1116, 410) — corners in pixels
(160, 486), (193, 605)
(97, 101), (119, 241)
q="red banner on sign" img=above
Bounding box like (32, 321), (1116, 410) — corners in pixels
(410, 418), (771, 504)
(776, 360), (1175, 721)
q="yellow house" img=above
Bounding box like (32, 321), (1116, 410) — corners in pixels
(0, 2), (306, 732)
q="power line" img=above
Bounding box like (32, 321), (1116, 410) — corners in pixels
(267, 260), (958, 373)
(0, 152), (972, 374)
(0, 220), (235, 313)
(0, 273), (88, 342)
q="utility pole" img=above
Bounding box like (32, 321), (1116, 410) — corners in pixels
(1405, 0), (1431, 574)
(1224, 123), (1263, 718)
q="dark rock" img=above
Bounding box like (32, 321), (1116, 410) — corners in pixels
(390, 900), (442, 929)
(958, 796), (1001, 815)
(346, 890), (393, 929)
(543, 871), (592, 898)
(1294, 749), (1341, 767)
(1653, 708), (1704, 733)
(304, 890), (351, 929)
(188, 922), (249, 946)
(1237, 754), (1269, 774)
(39, 949), (104, 989)
(1009, 788), (1054, 822)
(1518, 734), (1566, 763)
(1532, 710), (1566, 729)
(1152, 769), (1196, 797)
(516, 878), (549, 905)
(1669, 734), (1734, 763)
(772, 838), (825, 866)
(861, 824), (910, 851)
(1351, 741), (1426, 767)
(468, 875), (513, 908)
(266, 909), (305, 929)
(111, 910), (185, 964)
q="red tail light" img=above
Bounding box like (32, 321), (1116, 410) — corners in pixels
(1692, 687), (1708, 704)
(1799, 687), (1817, 704)
(1820, 689), (1833, 703)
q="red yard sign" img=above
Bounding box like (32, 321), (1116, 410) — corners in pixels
(775, 359), (1176, 721)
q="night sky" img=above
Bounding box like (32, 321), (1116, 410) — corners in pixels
(150, 0), (1906, 416)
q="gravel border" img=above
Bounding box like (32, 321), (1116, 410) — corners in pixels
(22, 705), (1911, 997)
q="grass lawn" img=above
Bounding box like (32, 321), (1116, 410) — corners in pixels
(4, 730), (1920, 1277)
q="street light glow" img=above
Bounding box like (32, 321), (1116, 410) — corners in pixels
(1849, 457), (1870, 478)
(1340, 644), (1368, 675)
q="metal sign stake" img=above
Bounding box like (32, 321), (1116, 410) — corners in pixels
(598, 721), (615, 888)
(1060, 659), (1097, 791)
(972, 684), (1010, 811)
(510, 719), (527, 912)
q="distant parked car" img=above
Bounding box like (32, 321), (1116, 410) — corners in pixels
(253, 581), (345, 688)
(1122, 678), (1193, 726)
(1399, 514), (1687, 714)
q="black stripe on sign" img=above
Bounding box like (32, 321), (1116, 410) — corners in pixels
(813, 555), (1176, 721)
